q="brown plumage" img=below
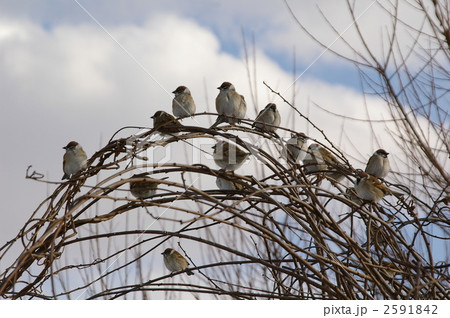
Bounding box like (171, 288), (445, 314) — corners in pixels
(354, 171), (392, 202)
(211, 82), (247, 127)
(62, 141), (88, 179)
(303, 143), (345, 182)
(162, 248), (194, 276)
(212, 140), (249, 171)
(172, 85), (196, 118)
(365, 149), (390, 179)
(253, 103), (281, 132)
(151, 110), (184, 135)
(129, 173), (158, 199)
(284, 132), (308, 164)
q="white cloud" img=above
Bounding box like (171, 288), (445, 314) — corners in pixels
(242, 0), (440, 71)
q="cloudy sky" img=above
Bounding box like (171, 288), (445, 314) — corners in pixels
(1, 0), (442, 286)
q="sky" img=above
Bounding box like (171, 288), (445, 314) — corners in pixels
(0, 0), (447, 298)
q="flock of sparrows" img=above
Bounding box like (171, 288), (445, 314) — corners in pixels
(61, 81), (395, 276)
(151, 82), (281, 132)
(282, 133), (394, 202)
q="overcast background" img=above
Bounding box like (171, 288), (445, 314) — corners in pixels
(1, 0), (442, 284)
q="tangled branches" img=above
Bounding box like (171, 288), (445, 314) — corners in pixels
(0, 103), (448, 299)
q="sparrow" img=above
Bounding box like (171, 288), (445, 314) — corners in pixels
(378, 260), (400, 279)
(62, 141), (88, 179)
(162, 248), (194, 276)
(345, 187), (365, 206)
(367, 222), (390, 248)
(129, 173), (158, 199)
(216, 176), (244, 191)
(211, 82), (247, 127)
(284, 132), (308, 164)
(151, 110), (183, 135)
(253, 103), (281, 132)
(303, 143), (345, 182)
(172, 85), (196, 118)
(353, 170), (392, 202)
(365, 149), (390, 179)
(212, 140), (249, 171)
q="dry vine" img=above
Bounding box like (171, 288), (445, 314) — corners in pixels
(0, 106), (448, 299)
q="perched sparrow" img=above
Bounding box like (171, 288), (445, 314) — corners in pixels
(378, 260), (400, 279)
(354, 171), (392, 202)
(172, 85), (196, 118)
(62, 141), (88, 179)
(303, 143), (345, 182)
(365, 149), (390, 179)
(367, 222), (390, 248)
(216, 176), (244, 191)
(284, 132), (308, 164)
(253, 103), (281, 132)
(212, 140), (249, 171)
(211, 82), (247, 127)
(345, 187), (365, 206)
(129, 173), (158, 199)
(151, 110), (183, 135)
(162, 248), (194, 276)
